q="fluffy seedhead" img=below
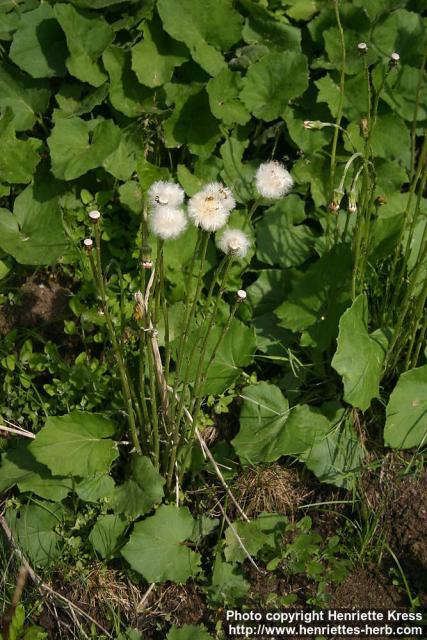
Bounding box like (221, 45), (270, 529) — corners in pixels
(255, 160), (294, 199)
(148, 180), (185, 208)
(217, 228), (250, 258)
(150, 206), (187, 240)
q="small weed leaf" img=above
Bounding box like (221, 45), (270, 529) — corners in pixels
(29, 412), (119, 478)
(384, 364), (427, 449)
(121, 505), (202, 583)
(166, 624), (214, 640)
(224, 513), (287, 563)
(206, 555), (249, 606)
(332, 294), (387, 411)
(75, 473), (116, 503)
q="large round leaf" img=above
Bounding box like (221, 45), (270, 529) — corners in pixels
(232, 382), (329, 464)
(384, 365), (427, 449)
(9, 4), (67, 78)
(241, 51), (308, 121)
(121, 505), (201, 583)
(30, 412), (119, 478)
(157, 0), (242, 76)
(331, 294), (387, 411)
(0, 185), (70, 265)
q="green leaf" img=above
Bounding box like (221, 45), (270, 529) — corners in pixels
(384, 365), (427, 449)
(163, 84), (221, 157)
(54, 4), (113, 87)
(233, 383), (330, 464)
(75, 474), (115, 502)
(9, 4), (67, 78)
(0, 63), (50, 131)
(121, 505), (201, 583)
(246, 269), (290, 317)
(0, 184), (70, 265)
(207, 68), (250, 126)
(131, 16), (188, 88)
(220, 135), (255, 204)
(112, 456), (165, 519)
(256, 195), (314, 267)
(0, 109), (39, 183)
(30, 412), (119, 478)
(300, 404), (365, 490)
(241, 0), (301, 51)
(181, 318), (256, 395)
(332, 294), (386, 411)
(48, 114), (121, 180)
(275, 245), (352, 351)
(380, 64), (427, 123)
(89, 514), (127, 558)
(206, 556), (249, 605)
(55, 82), (108, 116)
(292, 154), (330, 208)
(6, 502), (64, 567)
(241, 51), (308, 121)
(166, 625), (213, 640)
(0, 442), (72, 501)
(103, 45), (155, 118)
(232, 382), (289, 464)
(224, 513), (287, 563)
(157, 0), (242, 76)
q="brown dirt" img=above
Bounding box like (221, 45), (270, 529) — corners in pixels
(331, 566), (403, 609)
(0, 278), (71, 335)
(386, 470), (427, 605)
(137, 582), (208, 639)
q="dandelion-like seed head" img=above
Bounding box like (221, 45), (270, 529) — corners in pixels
(217, 228), (250, 258)
(150, 206), (187, 240)
(237, 289), (247, 302)
(255, 161), (294, 199)
(188, 186), (231, 232)
(203, 182), (236, 213)
(83, 238), (93, 249)
(148, 181), (185, 208)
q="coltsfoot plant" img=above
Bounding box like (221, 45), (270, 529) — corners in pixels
(81, 166), (293, 490)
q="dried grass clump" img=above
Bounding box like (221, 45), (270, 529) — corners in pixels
(58, 562), (140, 624)
(231, 464), (309, 518)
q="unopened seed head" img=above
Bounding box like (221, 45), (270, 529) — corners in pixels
(390, 52), (400, 65)
(83, 238), (93, 248)
(88, 210), (101, 222)
(357, 42), (368, 53)
(148, 181), (185, 208)
(217, 229), (250, 258)
(150, 206), (187, 240)
(237, 289), (247, 301)
(255, 161), (293, 199)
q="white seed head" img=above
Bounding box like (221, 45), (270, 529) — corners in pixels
(148, 181), (185, 208)
(203, 182), (236, 213)
(390, 52), (400, 64)
(357, 42), (368, 53)
(237, 289), (247, 301)
(83, 238), (93, 248)
(188, 187), (230, 232)
(88, 210), (101, 222)
(217, 228), (250, 258)
(150, 206), (187, 240)
(255, 161), (294, 199)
